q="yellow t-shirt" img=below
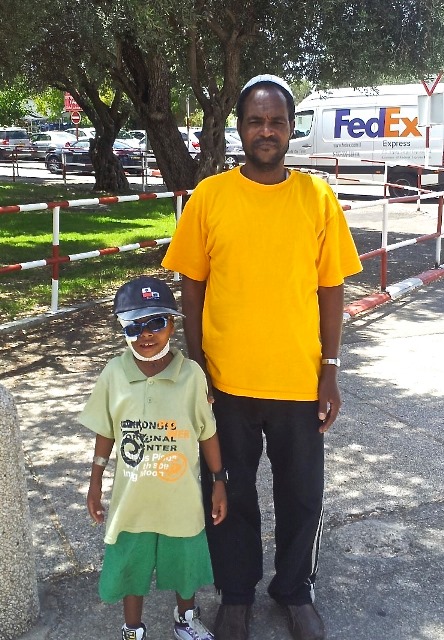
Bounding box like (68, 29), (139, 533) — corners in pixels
(162, 168), (362, 400)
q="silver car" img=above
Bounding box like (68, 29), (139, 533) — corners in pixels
(0, 127), (31, 159)
(30, 131), (77, 159)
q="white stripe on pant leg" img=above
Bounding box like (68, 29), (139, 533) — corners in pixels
(307, 502), (324, 602)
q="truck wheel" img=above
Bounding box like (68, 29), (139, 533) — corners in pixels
(388, 172), (417, 198)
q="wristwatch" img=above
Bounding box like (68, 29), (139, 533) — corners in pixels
(210, 468), (229, 483)
(321, 358), (341, 368)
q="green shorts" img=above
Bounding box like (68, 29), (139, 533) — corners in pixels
(99, 530), (214, 603)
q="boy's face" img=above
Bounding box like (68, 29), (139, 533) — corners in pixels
(127, 315), (174, 359)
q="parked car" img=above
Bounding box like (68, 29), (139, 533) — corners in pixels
(193, 129), (243, 169)
(65, 127), (96, 140)
(178, 127), (200, 151)
(116, 130), (144, 148)
(225, 127), (241, 140)
(137, 135), (153, 153)
(194, 129), (242, 151)
(30, 131), (77, 159)
(128, 129), (146, 141)
(45, 139), (143, 174)
(0, 127), (32, 159)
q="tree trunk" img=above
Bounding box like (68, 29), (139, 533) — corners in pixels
(67, 84), (130, 193)
(114, 44), (198, 191)
(196, 102), (228, 182)
(90, 135), (130, 192)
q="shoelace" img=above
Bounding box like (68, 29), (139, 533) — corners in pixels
(179, 618), (212, 640)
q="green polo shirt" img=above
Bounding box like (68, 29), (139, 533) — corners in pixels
(79, 348), (216, 543)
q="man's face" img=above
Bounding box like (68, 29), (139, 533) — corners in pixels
(237, 87), (294, 172)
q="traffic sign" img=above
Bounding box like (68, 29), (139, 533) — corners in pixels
(64, 92), (82, 112)
(71, 111), (81, 125)
(421, 73), (443, 96)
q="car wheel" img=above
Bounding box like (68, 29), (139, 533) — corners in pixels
(46, 155), (62, 174)
(225, 155), (239, 170)
(388, 172), (418, 198)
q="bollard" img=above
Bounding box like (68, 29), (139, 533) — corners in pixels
(0, 384), (39, 639)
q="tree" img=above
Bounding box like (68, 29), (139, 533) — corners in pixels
(0, 81), (29, 124)
(100, 0), (444, 189)
(2, 0), (444, 192)
(32, 89), (65, 124)
(297, 1), (444, 87)
(22, 0), (134, 192)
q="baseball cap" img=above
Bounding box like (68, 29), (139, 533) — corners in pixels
(113, 276), (184, 321)
(240, 74), (294, 99)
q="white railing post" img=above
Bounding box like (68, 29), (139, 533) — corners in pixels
(174, 194), (183, 282)
(51, 206), (61, 313)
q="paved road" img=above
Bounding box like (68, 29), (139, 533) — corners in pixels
(0, 158), (163, 189)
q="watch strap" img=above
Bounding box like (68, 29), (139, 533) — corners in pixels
(210, 468), (229, 483)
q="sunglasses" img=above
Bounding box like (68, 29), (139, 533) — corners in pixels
(122, 316), (170, 338)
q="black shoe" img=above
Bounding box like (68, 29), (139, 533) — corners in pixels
(213, 604), (252, 640)
(283, 603), (325, 640)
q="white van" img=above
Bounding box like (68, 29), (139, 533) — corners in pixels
(286, 84), (444, 196)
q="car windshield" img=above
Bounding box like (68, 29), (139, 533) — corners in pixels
(4, 130), (27, 139)
(113, 140), (134, 149)
(71, 141), (90, 149)
(117, 131), (134, 139)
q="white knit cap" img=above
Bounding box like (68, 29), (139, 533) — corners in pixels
(240, 74), (294, 98)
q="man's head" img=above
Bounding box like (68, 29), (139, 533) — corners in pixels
(236, 74), (295, 123)
(236, 75), (295, 176)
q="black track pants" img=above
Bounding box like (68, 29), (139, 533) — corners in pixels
(201, 389), (325, 606)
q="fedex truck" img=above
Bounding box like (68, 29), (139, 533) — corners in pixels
(286, 84), (444, 196)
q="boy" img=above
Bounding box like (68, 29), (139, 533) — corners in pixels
(79, 275), (227, 640)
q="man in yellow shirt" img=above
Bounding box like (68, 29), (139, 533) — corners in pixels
(162, 75), (362, 640)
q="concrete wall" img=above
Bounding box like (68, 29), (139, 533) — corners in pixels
(0, 384), (39, 639)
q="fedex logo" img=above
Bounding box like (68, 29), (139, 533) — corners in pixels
(334, 107), (421, 139)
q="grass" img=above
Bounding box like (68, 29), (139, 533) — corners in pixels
(0, 182), (176, 322)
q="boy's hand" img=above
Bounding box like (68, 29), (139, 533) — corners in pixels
(211, 482), (227, 525)
(87, 483), (105, 524)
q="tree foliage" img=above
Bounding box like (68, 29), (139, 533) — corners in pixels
(32, 89), (65, 122)
(1, 0), (444, 191)
(0, 81), (29, 125)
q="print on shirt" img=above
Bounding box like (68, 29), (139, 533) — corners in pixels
(120, 418), (190, 482)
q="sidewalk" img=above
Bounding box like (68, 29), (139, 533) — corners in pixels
(0, 273), (442, 640)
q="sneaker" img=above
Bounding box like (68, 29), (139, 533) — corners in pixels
(121, 622), (147, 640)
(173, 606), (214, 640)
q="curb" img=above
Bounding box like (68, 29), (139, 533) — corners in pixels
(343, 265), (444, 321)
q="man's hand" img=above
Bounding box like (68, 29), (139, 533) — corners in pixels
(317, 366), (342, 433)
